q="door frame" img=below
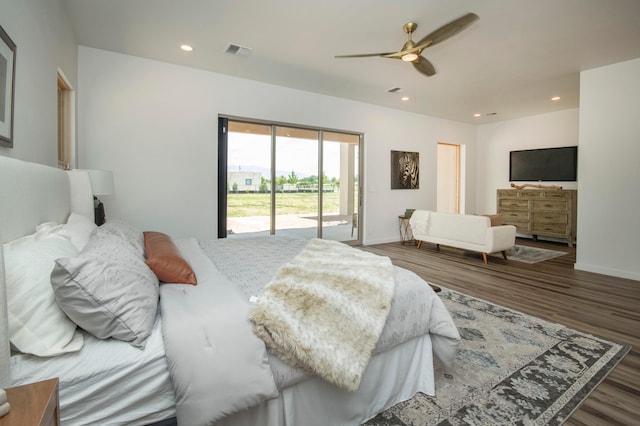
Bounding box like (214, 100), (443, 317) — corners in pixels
(218, 115), (364, 243)
(437, 142), (462, 214)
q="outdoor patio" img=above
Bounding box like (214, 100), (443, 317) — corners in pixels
(227, 214), (357, 241)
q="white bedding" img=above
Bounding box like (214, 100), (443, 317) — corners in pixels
(217, 333), (435, 426)
(200, 236), (460, 368)
(160, 238), (278, 426)
(9, 235), (459, 426)
(10, 314), (176, 425)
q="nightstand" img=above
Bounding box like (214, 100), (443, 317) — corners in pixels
(0, 378), (59, 426)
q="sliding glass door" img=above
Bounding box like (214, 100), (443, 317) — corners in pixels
(274, 126), (319, 236)
(322, 132), (359, 241)
(219, 118), (361, 243)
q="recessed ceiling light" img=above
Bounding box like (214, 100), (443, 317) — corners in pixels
(180, 44), (194, 52)
(401, 96), (409, 101)
(551, 96), (561, 101)
(473, 113), (482, 117)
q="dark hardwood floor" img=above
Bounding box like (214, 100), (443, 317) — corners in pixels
(361, 238), (640, 425)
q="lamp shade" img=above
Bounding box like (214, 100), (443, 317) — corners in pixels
(86, 170), (114, 196)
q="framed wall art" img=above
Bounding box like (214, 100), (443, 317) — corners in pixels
(390, 150), (419, 189)
(0, 24), (16, 148)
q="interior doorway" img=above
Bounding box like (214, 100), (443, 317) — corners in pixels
(218, 117), (362, 243)
(437, 142), (462, 213)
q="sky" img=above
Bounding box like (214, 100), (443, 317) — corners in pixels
(228, 133), (343, 179)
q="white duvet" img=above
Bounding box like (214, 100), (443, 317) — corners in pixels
(160, 239), (278, 426)
(160, 237), (460, 425)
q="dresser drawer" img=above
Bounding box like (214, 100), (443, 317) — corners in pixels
(532, 222), (568, 235)
(498, 199), (529, 210)
(509, 221), (531, 233)
(497, 189), (517, 198)
(532, 200), (568, 211)
(532, 212), (568, 224)
(500, 210), (530, 221)
(542, 191), (570, 199)
(518, 190), (543, 199)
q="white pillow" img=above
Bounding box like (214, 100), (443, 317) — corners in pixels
(51, 232), (159, 349)
(35, 221), (58, 234)
(3, 233), (84, 356)
(63, 213), (97, 251)
(97, 219), (145, 257)
(35, 214), (97, 251)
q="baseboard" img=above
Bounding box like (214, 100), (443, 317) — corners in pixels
(362, 236), (402, 246)
(574, 263), (640, 282)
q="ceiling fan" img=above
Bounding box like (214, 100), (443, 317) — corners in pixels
(334, 12), (479, 77)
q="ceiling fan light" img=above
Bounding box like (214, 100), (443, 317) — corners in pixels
(401, 52), (418, 62)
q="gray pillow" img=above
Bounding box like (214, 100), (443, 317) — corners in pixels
(95, 219), (145, 257)
(51, 232), (159, 349)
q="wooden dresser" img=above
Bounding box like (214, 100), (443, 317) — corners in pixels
(497, 189), (577, 247)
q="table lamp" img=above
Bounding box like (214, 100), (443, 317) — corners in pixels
(87, 170), (114, 225)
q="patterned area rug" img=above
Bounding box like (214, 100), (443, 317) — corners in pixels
(364, 288), (630, 426)
(493, 244), (568, 264)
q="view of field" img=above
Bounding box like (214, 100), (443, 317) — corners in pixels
(227, 191), (340, 217)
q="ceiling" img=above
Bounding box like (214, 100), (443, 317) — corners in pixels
(61, 0), (640, 124)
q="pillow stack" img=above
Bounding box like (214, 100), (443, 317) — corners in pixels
(4, 228), (85, 356)
(4, 215), (198, 356)
(51, 219), (159, 349)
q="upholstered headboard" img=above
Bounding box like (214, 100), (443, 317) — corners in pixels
(0, 156), (94, 386)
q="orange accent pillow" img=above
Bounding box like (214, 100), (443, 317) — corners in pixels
(144, 231), (197, 285)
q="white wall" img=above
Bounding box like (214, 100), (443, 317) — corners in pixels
(575, 58), (640, 281)
(77, 47), (476, 243)
(0, 0), (77, 165)
(475, 109), (579, 215)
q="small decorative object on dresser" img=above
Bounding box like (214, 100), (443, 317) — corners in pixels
(0, 378), (59, 425)
(497, 188), (577, 247)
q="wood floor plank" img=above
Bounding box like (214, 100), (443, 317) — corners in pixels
(361, 238), (640, 423)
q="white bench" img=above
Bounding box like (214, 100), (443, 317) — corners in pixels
(409, 210), (516, 264)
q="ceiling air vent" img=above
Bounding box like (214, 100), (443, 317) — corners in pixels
(387, 87), (403, 94)
(224, 43), (253, 56)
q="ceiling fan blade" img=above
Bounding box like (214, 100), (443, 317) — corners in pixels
(416, 12), (479, 48)
(335, 52), (396, 59)
(413, 56), (436, 77)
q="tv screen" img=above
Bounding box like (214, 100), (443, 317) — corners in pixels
(509, 146), (577, 182)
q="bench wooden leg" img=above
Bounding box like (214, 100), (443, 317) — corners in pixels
(417, 240), (423, 249)
(482, 253), (488, 264)
(436, 243), (440, 251)
(502, 250), (507, 260)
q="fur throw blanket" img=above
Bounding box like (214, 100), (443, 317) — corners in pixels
(249, 238), (395, 391)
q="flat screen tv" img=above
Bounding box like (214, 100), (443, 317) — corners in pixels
(509, 146), (577, 182)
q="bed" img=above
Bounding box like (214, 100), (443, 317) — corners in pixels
(0, 155), (460, 426)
